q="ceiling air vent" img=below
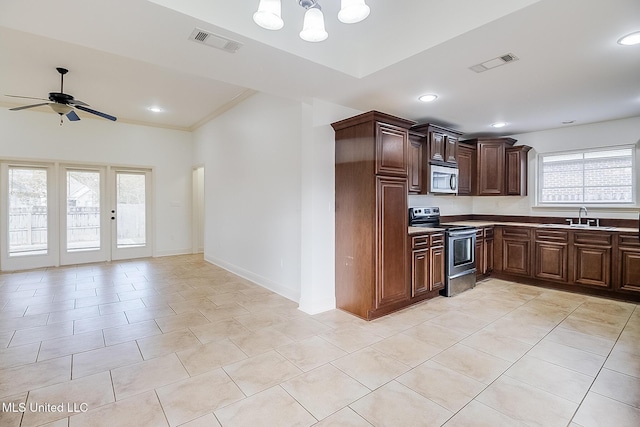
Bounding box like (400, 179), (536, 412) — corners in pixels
(189, 28), (243, 53)
(469, 53), (519, 73)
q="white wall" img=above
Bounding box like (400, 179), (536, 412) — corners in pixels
(193, 93), (304, 301)
(472, 116), (640, 219)
(193, 93), (360, 311)
(0, 108), (194, 258)
(409, 194), (473, 217)
(298, 99), (361, 314)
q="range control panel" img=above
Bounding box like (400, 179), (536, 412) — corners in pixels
(409, 207), (440, 218)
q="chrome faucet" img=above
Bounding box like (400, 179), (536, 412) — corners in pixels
(578, 206), (588, 225)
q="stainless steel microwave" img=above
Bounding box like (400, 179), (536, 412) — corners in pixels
(430, 164), (459, 194)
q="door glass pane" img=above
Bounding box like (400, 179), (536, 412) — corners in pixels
(116, 172), (146, 248)
(67, 170), (100, 252)
(8, 167), (48, 256)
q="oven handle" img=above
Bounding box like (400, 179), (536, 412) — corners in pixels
(447, 230), (477, 237)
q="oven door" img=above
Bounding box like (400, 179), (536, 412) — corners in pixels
(430, 165), (458, 194)
(446, 230), (476, 278)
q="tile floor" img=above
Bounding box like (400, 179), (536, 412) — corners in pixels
(1, 255), (639, 426)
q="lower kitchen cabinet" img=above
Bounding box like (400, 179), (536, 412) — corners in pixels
(499, 227), (532, 277)
(476, 227), (494, 277)
(430, 237), (445, 292)
(492, 224), (639, 301)
(534, 229), (569, 282)
(618, 234), (640, 293)
(410, 233), (445, 297)
(573, 232), (612, 288)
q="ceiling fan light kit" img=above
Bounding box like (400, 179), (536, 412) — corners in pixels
(6, 67), (117, 125)
(253, 0), (370, 42)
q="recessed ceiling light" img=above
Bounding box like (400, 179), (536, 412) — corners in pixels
(148, 106), (163, 113)
(618, 31), (640, 46)
(491, 122), (507, 128)
(418, 94), (438, 103)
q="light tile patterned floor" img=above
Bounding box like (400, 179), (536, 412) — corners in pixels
(1, 254), (639, 426)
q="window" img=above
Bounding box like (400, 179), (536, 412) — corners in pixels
(538, 146), (635, 205)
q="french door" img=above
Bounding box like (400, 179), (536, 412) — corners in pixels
(1, 161), (152, 271)
(110, 169), (152, 261)
(59, 166), (109, 265)
(0, 163), (58, 270)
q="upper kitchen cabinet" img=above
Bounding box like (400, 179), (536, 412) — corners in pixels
(457, 142), (476, 196)
(461, 137), (531, 196)
(411, 124), (463, 166)
(332, 111), (415, 179)
(506, 145), (532, 196)
(408, 131), (425, 194)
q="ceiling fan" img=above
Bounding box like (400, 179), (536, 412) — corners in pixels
(6, 67), (117, 125)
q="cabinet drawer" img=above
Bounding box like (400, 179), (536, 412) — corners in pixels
(619, 234), (640, 248)
(430, 233), (444, 246)
(412, 235), (429, 249)
(484, 227), (494, 239)
(476, 229), (484, 239)
(574, 232), (612, 246)
(502, 228), (531, 239)
(535, 229), (569, 243)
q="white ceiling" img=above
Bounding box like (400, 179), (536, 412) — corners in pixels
(1, 0), (639, 135)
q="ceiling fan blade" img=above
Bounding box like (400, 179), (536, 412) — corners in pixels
(66, 110), (81, 121)
(69, 99), (89, 107)
(6, 94), (50, 101)
(9, 102), (50, 111)
(75, 105), (117, 121)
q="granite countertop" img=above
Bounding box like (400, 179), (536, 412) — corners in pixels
(409, 221), (637, 234)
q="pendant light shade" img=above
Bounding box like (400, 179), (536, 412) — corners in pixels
(338, 0), (370, 24)
(253, 0), (284, 30)
(299, 7), (328, 42)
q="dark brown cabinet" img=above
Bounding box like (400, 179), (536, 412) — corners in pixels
(410, 232), (445, 297)
(506, 146), (532, 196)
(573, 232), (612, 289)
(377, 176), (410, 307)
(408, 131), (425, 194)
(412, 248), (429, 297)
(376, 122), (409, 177)
(498, 227), (532, 277)
(534, 229), (569, 282)
(491, 224), (640, 301)
(459, 137), (531, 196)
(430, 244), (446, 292)
(457, 143), (476, 196)
(476, 227), (494, 277)
(332, 111), (415, 320)
(618, 234), (640, 293)
(477, 140), (506, 196)
(411, 124), (463, 167)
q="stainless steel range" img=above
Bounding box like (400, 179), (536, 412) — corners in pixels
(409, 207), (477, 297)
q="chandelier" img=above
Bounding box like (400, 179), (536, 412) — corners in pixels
(253, 0), (371, 42)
